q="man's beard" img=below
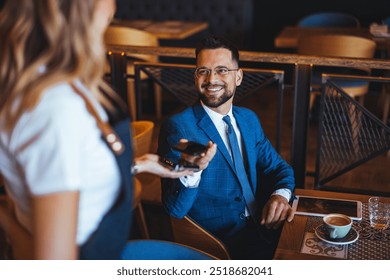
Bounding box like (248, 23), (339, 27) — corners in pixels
(199, 83), (235, 108)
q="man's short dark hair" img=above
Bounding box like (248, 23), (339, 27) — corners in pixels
(195, 36), (239, 65)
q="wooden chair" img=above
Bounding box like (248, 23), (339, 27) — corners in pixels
(131, 120), (155, 239)
(170, 216), (230, 260)
(104, 26), (162, 120)
(298, 34), (376, 111)
(296, 12), (362, 113)
(298, 34), (376, 151)
(131, 121), (155, 158)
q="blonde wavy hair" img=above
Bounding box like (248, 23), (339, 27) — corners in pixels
(0, 0), (117, 131)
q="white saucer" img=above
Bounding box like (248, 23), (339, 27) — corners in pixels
(315, 224), (359, 245)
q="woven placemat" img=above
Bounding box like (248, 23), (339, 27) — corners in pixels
(301, 203), (390, 259)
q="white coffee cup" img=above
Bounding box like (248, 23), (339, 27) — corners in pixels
(323, 213), (352, 239)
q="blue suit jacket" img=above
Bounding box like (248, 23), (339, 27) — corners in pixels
(158, 102), (295, 239)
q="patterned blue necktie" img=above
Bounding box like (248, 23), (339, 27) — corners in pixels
(223, 115), (260, 223)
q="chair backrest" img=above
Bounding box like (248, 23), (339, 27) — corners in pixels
(170, 216), (230, 260)
(121, 239), (218, 260)
(104, 26), (159, 63)
(298, 34), (376, 59)
(382, 17), (390, 28)
(131, 121), (154, 157)
(298, 12), (360, 28)
(298, 35), (376, 78)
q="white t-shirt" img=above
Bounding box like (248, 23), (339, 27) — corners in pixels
(0, 81), (121, 245)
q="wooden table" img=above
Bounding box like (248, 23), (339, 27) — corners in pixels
(274, 26), (390, 51)
(274, 189), (389, 260)
(111, 19), (208, 40)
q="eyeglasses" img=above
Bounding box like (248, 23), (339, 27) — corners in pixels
(195, 66), (239, 78)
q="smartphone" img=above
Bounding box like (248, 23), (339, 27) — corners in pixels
(159, 157), (177, 170)
(173, 141), (208, 156)
(177, 159), (200, 171)
(159, 157), (199, 172)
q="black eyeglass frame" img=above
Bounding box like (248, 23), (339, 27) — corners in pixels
(194, 66), (239, 78)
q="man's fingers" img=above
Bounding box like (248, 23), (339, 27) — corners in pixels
(261, 196), (294, 229)
(286, 207), (295, 222)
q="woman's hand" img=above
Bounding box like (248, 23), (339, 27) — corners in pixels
(133, 154), (194, 178)
(133, 139), (216, 178)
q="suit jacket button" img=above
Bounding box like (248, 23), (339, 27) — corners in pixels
(239, 213), (246, 220)
(234, 197), (242, 202)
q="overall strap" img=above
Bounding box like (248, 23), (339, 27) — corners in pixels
(71, 84), (125, 155)
(71, 83), (133, 260)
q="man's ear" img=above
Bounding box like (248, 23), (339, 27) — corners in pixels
(235, 69), (243, 86)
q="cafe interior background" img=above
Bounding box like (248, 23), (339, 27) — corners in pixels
(115, 0), (390, 51)
(112, 0), (389, 191)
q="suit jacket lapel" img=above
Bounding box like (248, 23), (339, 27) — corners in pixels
(192, 103), (235, 170)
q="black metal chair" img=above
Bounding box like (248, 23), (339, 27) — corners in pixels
(314, 74), (390, 192)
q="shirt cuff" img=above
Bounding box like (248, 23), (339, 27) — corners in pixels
(179, 170), (203, 188)
(271, 188), (292, 202)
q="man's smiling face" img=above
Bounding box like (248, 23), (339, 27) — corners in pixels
(195, 48), (242, 114)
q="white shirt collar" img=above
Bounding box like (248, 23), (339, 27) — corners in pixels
(200, 101), (233, 123)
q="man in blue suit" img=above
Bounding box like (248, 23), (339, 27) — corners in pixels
(158, 36), (295, 259)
